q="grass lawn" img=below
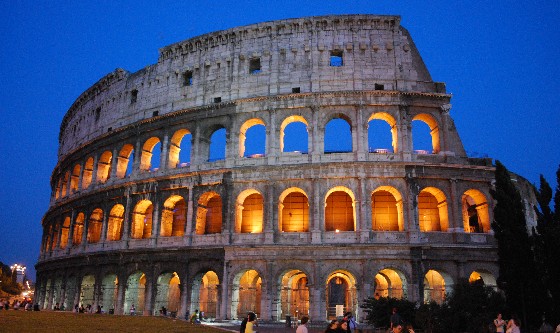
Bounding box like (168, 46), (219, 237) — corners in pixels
(0, 310), (228, 333)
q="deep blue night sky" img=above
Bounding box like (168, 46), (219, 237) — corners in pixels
(1, 1), (558, 280)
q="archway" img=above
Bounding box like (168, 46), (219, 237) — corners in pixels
(97, 151), (112, 183)
(101, 274), (118, 313)
(87, 208), (103, 243)
(368, 112), (398, 153)
(107, 204), (124, 241)
(72, 212), (85, 245)
(233, 269), (262, 319)
(160, 195), (187, 237)
(116, 144), (134, 178)
(191, 271), (220, 319)
(124, 271), (146, 315)
(168, 129), (192, 168)
(154, 272), (180, 315)
(418, 187), (449, 232)
(374, 268), (406, 299)
(412, 114), (440, 154)
(462, 189), (491, 233)
(424, 270), (452, 304)
(325, 187), (356, 232)
(326, 271), (357, 319)
(131, 200), (153, 239)
(371, 187), (403, 231)
(239, 118), (266, 157)
(279, 270), (309, 321)
(280, 115), (308, 153)
(324, 117), (352, 153)
(279, 188), (309, 232)
(140, 137), (161, 171)
(196, 192), (222, 234)
(236, 190), (264, 233)
(80, 275), (95, 308)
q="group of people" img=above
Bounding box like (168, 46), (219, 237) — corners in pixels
(389, 308), (415, 333)
(324, 312), (358, 333)
(0, 298), (36, 311)
(189, 309), (205, 323)
(493, 313), (522, 333)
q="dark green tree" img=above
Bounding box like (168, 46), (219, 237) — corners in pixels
(0, 261), (22, 295)
(490, 161), (545, 328)
(533, 165), (560, 324)
(361, 297), (416, 328)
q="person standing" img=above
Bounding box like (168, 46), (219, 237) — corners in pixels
(245, 312), (258, 333)
(494, 313), (506, 333)
(390, 308), (403, 330)
(296, 316), (309, 333)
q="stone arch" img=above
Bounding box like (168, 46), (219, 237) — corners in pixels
(235, 189), (264, 233)
(106, 204), (124, 241)
(191, 270), (220, 319)
(371, 186), (404, 231)
(59, 216), (71, 249)
(97, 150), (112, 183)
(124, 271), (146, 315)
(232, 269), (262, 319)
(418, 187), (449, 232)
(208, 126), (226, 162)
(280, 115), (309, 153)
(374, 268), (407, 299)
(239, 118), (266, 157)
(160, 195), (187, 237)
(140, 137), (161, 171)
(42, 278), (52, 309)
(168, 129), (192, 169)
(154, 271), (181, 315)
(82, 157), (94, 189)
(278, 269), (310, 320)
(131, 200), (153, 239)
(80, 275), (96, 308)
(468, 270), (497, 289)
(116, 144), (134, 178)
(61, 171), (70, 197)
(462, 189), (491, 233)
(368, 112), (398, 153)
(324, 115), (353, 153)
(196, 192), (222, 234)
(325, 186), (356, 232)
(63, 275), (77, 310)
(70, 164), (81, 193)
(279, 187), (309, 232)
(55, 178), (61, 199)
(72, 212), (85, 245)
(412, 113), (440, 154)
(326, 270), (358, 319)
(87, 208), (103, 243)
(101, 273), (118, 312)
(423, 269), (453, 304)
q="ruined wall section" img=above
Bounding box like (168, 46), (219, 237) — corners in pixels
(59, 15), (441, 158)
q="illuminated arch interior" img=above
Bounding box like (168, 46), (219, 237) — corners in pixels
(82, 157), (94, 189)
(280, 115), (309, 153)
(424, 270), (453, 304)
(124, 271), (146, 314)
(280, 269), (309, 319)
(418, 187), (449, 232)
(70, 164), (81, 193)
(236, 189), (264, 233)
(73, 212), (85, 245)
(168, 129), (191, 168)
(233, 269), (262, 319)
(97, 151), (112, 183)
(61, 172), (69, 197)
(368, 112), (398, 153)
(154, 272), (181, 314)
(326, 270), (357, 319)
(469, 270), (497, 288)
(101, 274), (118, 312)
(325, 186), (356, 232)
(374, 268), (406, 299)
(372, 186), (404, 231)
(196, 192), (222, 234)
(87, 208), (103, 243)
(161, 195), (187, 237)
(107, 204), (124, 241)
(279, 187), (309, 232)
(132, 200), (153, 239)
(412, 113), (440, 154)
(59, 216), (71, 249)
(116, 144), (134, 178)
(140, 137), (161, 171)
(462, 189), (490, 233)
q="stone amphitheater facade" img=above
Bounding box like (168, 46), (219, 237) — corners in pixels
(36, 14), (529, 322)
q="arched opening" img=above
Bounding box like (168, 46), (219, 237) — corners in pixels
(326, 271), (357, 319)
(462, 189), (491, 233)
(124, 272), (146, 315)
(51, 278), (62, 310)
(140, 137), (161, 172)
(324, 117), (352, 153)
(280, 116), (308, 153)
(233, 269), (262, 319)
(63, 275), (77, 310)
(374, 268), (406, 299)
(160, 195), (187, 237)
(239, 119), (266, 158)
(61, 172), (69, 197)
(70, 164), (81, 193)
(325, 187), (356, 232)
(468, 270), (497, 289)
(196, 192), (222, 234)
(194, 271), (219, 319)
(72, 212), (85, 246)
(279, 188), (309, 232)
(131, 200), (153, 239)
(236, 190), (264, 233)
(371, 187), (404, 231)
(42, 279), (52, 309)
(412, 114), (440, 154)
(279, 270), (309, 321)
(101, 274), (118, 313)
(87, 208), (103, 244)
(368, 113), (398, 153)
(107, 204), (124, 241)
(424, 270), (452, 304)
(116, 144), (134, 178)
(55, 179), (61, 199)
(80, 275), (96, 308)
(154, 272), (180, 315)
(82, 157), (94, 189)
(209, 128), (226, 162)
(418, 187), (449, 232)
(97, 151), (112, 183)
(59, 217), (71, 249)
(168, 129), (192, 168)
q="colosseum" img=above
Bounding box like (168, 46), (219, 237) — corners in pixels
(35, 14), (531, 322)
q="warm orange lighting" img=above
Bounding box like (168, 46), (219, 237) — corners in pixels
(335, 229), (340, 233)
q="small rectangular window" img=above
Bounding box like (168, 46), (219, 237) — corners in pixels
(214, 97), (222, 103)
(152, 111), (159, 117)
(292, 87), (300, 93)
(330, 50), (343, 67)
(183, 70), (193, 86)
(107, 127), (112, 132)
(95, 107), (101, 122)
(249, 58), (261, 74)
(131, 89), (138, 104)
(375, 84), (385, 91)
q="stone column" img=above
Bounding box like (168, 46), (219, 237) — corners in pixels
(151, 196), (162, 245)
(355, 106), (367, 161)
(91, 154), (99, 184)
(310, 106), (321, 163)
(143, 277), (154, 316)
(358, 177), (368, 241)
(264, 183), (275, 244)
(178, 278), (190, 320)
(311, 179), (322, 244)
(66, 210), (76, 254)
(81, 209), (90, 250)
(100, 205), (109, 244)
(109, 147), (119, 180)
(77, 161), (85, 191)
(221, 260), (230, 320)
(448, 179), (462, 232)
(115, 275), (125, 315)
(122, 190), (133, 244)
(160, 133), (170, 170)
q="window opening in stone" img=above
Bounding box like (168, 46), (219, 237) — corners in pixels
(87, 208), (103, 244)
(70, 164), (81, 194)
(324, 118), (352, 153)
(424, 270), (448, 304)
(161, 195), (186, 237)
(235, 270), (262, 319)
(183, 70), (193, 86)
(368, 118), (395, 154)
(101, 274), (118, 313)
(468, 270), (497, 289)
(107, 204), (124, 241)
(213, 97), (222, 103)
(116, 144), (134, 178)
(169, 129), (192, 168)
(209, 128), (226, 162)
(329, 50), (343, 67)
(124, 272), (146, 314)
(82, 157), (94, 189)
(59, 217), (71, 249)
(80, 275), (96, 309)
(412, 114), (440, 154)
(282, 121), (308, 153)
(195, 271), (219, 319)
(72, 212), (85, 246)
(61, 171), (69, 197)
(280, 192), (309, 232)
(132, 200), (153, 239)
(374, 268), (405, 299)
(240, 193), (263, 233)
(95, 107), (101, 122)
(280, 270), (310, 320)
(462, 189), (490, 233)
(371, 190), (400, 231)
(108, 127), (112, 132)
(249, 58), (261, 74)
(418, 188), (449, 232)
(325, 190), (354, 231)
(326, 272), (356, 320)
(131, 89), (138, 103)
(97, 151), (112, 183)
(374, 83), (384, 91)
(240, 121), (265, 158)
(292, 87), (301, 93)
(154, 272), (181, 315)
(140, 137), (161, 172)
(152, 111), (159, 117)
(196, 192), (223, 234)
